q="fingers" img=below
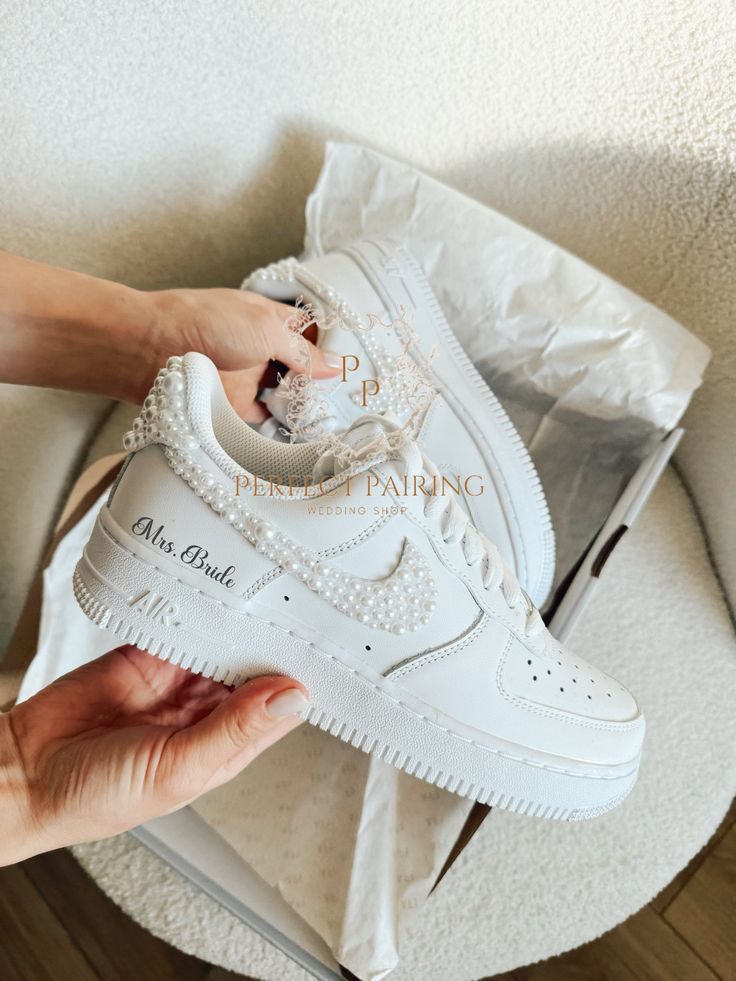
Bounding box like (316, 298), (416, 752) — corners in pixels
(161, 675), (309, 799)
(220, 370), (269, 423)
(269, 325), (341, 380)
(309, 341), (343, 379)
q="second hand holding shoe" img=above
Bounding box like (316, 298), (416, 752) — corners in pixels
(74, 353), (644, 820)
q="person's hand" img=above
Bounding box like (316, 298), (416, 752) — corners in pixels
(150, 287), (341, 421)
(0, 249), (340, 411)
(0, 645), (308, 865)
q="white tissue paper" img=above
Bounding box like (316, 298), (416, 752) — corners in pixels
(304, 142), (710, 577)
(19, 142), (710, 981)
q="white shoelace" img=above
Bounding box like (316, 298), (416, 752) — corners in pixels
(406, 444), (546, 641)
(316, 415), (546, 642)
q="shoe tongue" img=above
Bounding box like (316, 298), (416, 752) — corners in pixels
(311, 418), (389, 482)
(262, 371), (339, 441)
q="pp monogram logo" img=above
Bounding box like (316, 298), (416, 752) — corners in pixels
(129, 591), (180, 626)
(341, 354), (380, 407)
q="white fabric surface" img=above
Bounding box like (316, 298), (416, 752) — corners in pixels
(71, 468), (736, 978)
(0, 387), (111, 651)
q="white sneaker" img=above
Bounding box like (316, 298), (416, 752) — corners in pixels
(245, 239), (556, 607)
(74, 353), (643, 819)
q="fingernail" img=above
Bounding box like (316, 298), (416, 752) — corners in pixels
(266, 688), (310, 718)
(323, 352), (342, 370)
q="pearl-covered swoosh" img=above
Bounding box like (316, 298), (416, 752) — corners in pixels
(124, 357), (438, 634)
(250, 531), (436, 634)
(164, 446), (437, 634)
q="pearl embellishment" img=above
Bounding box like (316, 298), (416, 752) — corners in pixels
(123, 357), (196, 453)
(246, 258), (365, 332)
(246, 259), (434, 427)
(124, 356), (438, 634)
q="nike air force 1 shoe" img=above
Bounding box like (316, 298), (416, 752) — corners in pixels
(245, 239), (556, 608)
(73, 353), (644, 820)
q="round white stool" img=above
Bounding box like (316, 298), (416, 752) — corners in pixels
(73, 468), (736, 980)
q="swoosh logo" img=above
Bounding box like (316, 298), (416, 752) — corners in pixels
(163, 446), (437, 633)
(262, 536), (437, 634)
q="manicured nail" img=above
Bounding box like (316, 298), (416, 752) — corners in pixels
(323, 352), (342, 370)
(266, 688), (309, 718)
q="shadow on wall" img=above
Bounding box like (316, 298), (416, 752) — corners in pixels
(1, 125), (332, 292)
(3, 123), (732, 337)
(441, 141), (733, 325)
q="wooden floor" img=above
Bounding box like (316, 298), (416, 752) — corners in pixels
(1, 802), (733, 981)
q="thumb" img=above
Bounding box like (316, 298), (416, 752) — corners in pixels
(298, 338), (343, 380)
(162, 675), (309, 799)
(269, 317), (342, 380)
